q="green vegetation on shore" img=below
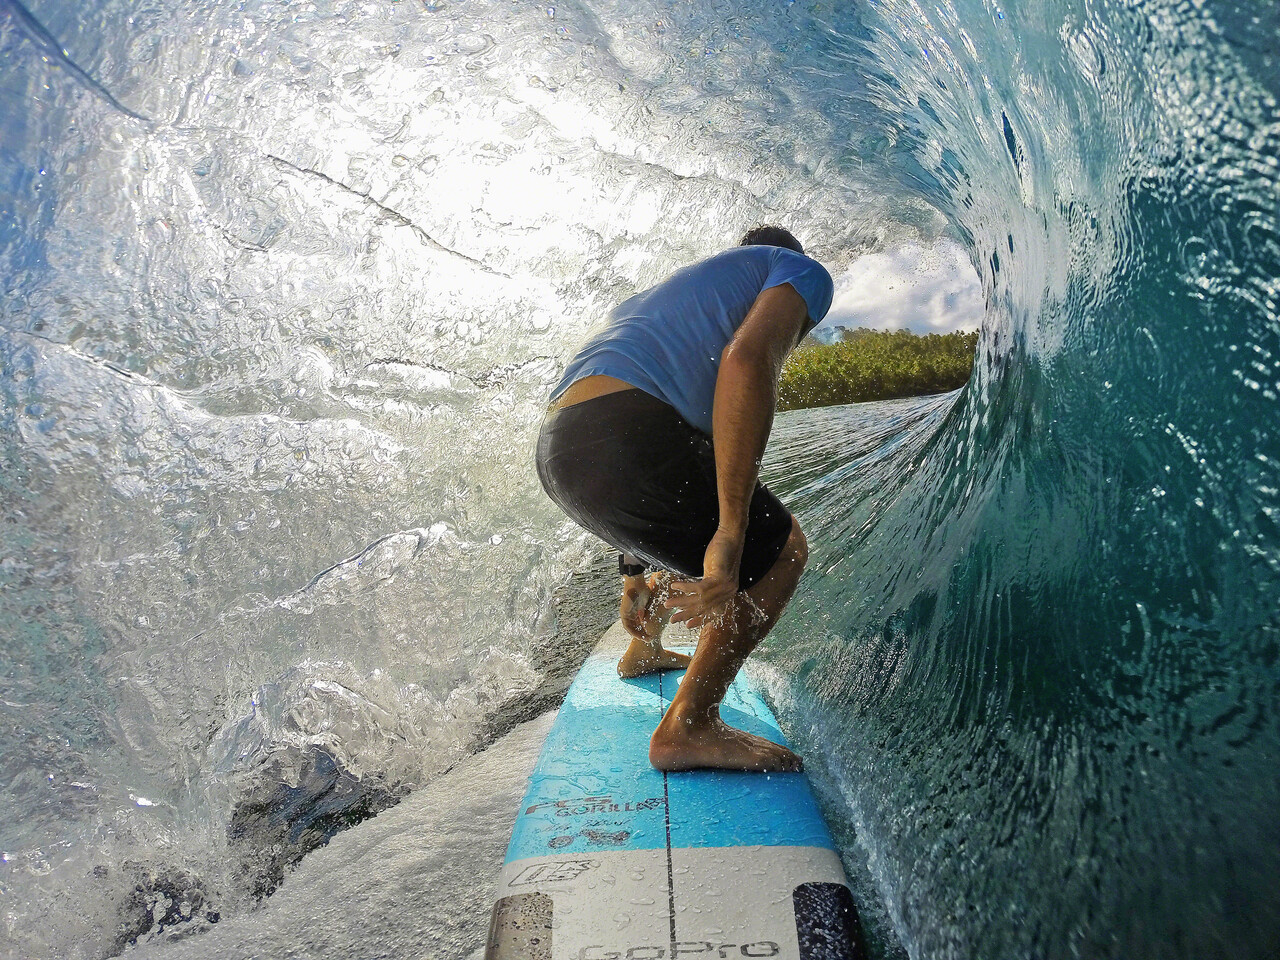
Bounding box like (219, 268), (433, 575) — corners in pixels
(779, 327), (978, 411)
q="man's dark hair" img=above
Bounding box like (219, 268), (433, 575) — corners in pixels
(740, 225), (804, 255)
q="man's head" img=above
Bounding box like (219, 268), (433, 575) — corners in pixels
(740, 225), (804, 256)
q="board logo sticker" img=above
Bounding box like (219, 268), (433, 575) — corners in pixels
(526, 794), (664, 817)
(577, 942), (782, 959)
(509, 859), (596, 885)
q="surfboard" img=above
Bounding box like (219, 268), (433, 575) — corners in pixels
(485, 623), (866, 960)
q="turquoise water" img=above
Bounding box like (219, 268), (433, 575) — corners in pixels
(2, 0), (1278, 956)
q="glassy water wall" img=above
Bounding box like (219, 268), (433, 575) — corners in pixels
(1, 0), (1277, 957)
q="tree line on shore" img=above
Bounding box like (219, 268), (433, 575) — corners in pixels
(779, 326), (978, 411)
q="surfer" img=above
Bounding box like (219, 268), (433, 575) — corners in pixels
(536, 226), (833, 773)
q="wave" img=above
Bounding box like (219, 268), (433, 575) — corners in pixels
(757, 1), (1280, 956)
(1, 0), (1277, 956)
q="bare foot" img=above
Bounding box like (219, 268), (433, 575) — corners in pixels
(618, 638), (693, 678)
(649, 710), (803, 773)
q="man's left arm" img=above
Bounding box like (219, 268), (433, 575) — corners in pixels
(665, 283), (809, 626)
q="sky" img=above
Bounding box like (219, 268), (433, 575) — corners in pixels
(816, 239), (984, 337)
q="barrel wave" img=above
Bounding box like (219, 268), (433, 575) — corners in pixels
(1, 0), (1277, 957)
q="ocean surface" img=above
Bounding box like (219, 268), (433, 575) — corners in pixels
(1, 0), (1278, 957)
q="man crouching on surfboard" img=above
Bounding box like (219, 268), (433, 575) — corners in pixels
(535, 226), (833, 774)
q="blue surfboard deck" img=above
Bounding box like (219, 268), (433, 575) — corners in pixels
(485, 623), (865, 959)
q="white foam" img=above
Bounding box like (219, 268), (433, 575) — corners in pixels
(130, 712), (555, 960)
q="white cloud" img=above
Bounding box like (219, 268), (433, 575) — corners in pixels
(818, 240), (983, 336)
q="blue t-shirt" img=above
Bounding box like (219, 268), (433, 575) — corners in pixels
(551, 246), (834, 434)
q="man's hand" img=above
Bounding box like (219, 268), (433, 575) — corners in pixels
(664, 527), (743, 628)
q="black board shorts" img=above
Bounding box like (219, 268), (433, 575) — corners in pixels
(536, 388), (793, 591)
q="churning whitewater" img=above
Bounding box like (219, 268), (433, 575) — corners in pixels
(1, 0), (1277, 957)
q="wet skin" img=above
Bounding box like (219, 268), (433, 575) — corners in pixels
(556, 282), (812, 774)
(612, 517), (809, 773)
(618, 572), (691, 678)
(649, 516), (807, 773)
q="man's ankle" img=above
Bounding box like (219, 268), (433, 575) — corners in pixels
(661, 699), (717, 729)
